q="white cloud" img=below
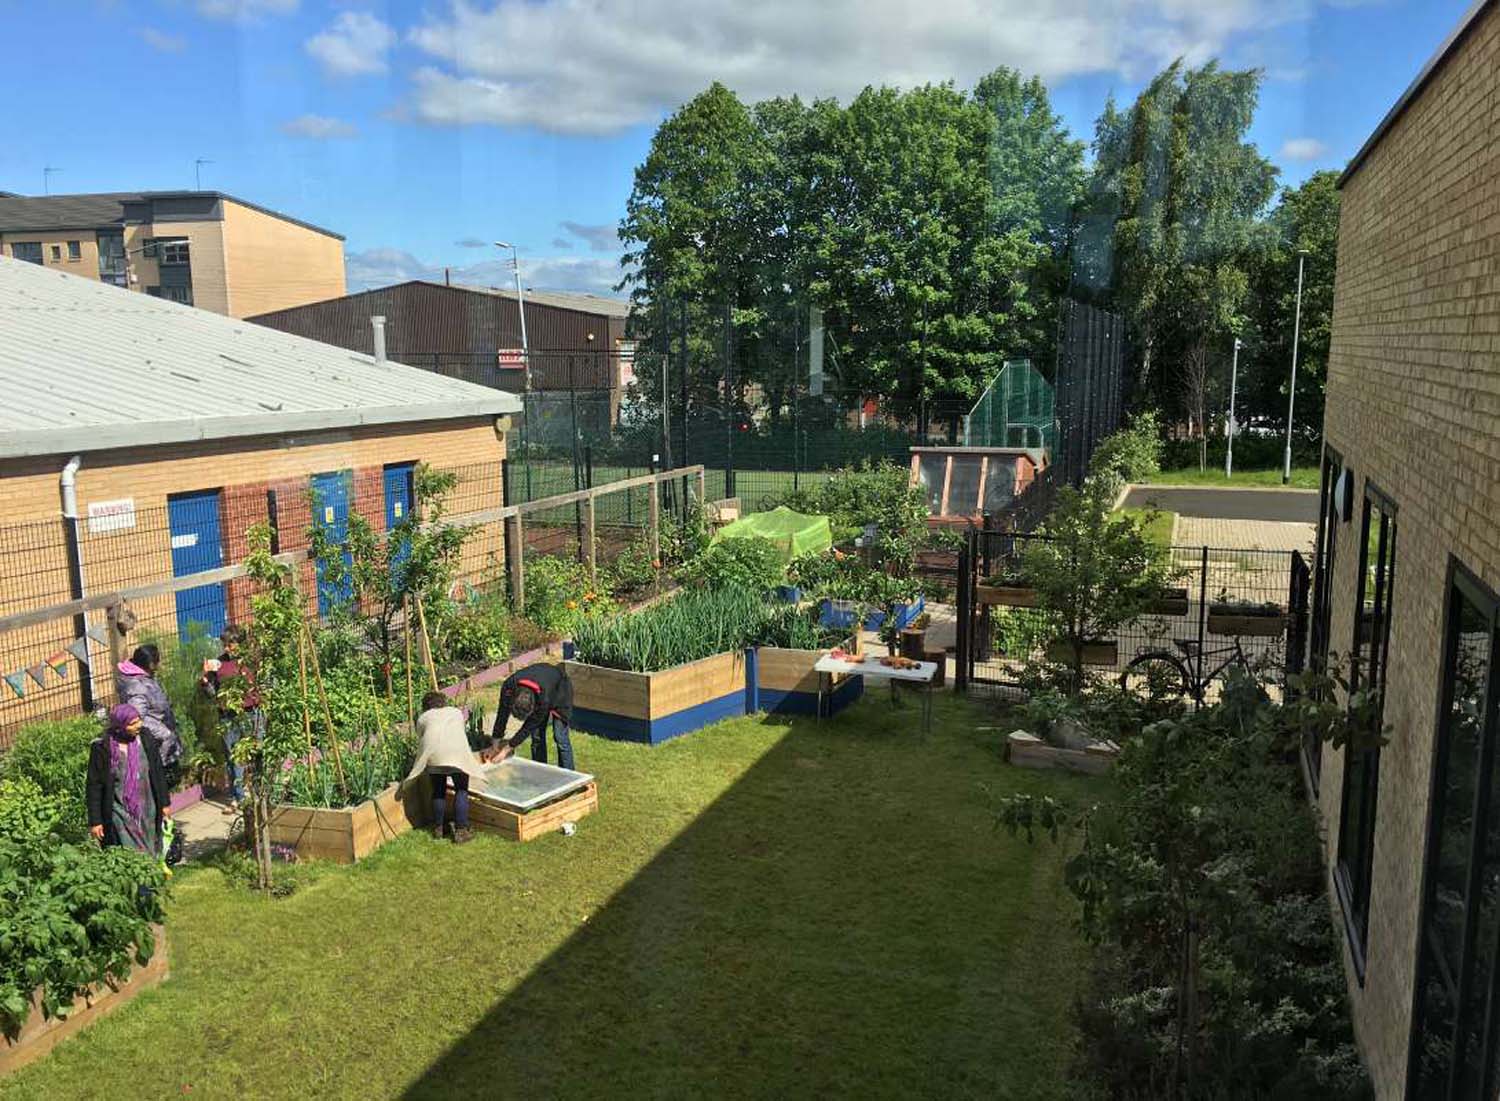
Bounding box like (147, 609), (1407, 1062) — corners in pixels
(195, 0), (297, 20)
(281, 114), (359, 139)
(346, 247), (625, 295)
(139, 27), (187, 53)
(307, 11), (397, 77)
(403, 0), (1316, 135)
(1280, 137), (1329, 161)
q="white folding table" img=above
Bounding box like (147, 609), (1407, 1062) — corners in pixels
(812, 654), (939, 733)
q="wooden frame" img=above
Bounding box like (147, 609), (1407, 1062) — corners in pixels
(977, 584), (1039, 608)
(263, 782), (415, 864)
(1206, 608), (1287, 637)
(460, 781), (598, 842)
(756, 643), (863, 716)
(566, 649), (750, 745)
(1043, 639), (1119, 667)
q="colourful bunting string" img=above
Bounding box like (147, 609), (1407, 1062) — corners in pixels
(26, 664), (48, 689)
(2, 671), (25, 699)
(66, 638), (92, 666)
(46, 652), (71, 679)
(86, 626), (111, 648)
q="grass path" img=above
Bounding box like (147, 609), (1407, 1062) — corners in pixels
(1143, 465), (1319, 489)
(3, 695), (1104, 1100)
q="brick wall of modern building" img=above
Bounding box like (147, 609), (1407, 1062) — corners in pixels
(1318, 4), (1500, 1095)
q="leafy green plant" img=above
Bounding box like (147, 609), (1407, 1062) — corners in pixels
(748, 605), (846, 651)
(768, 461), (928, 571)
(0, 776), (165, 1040)
(429, 587), (514, 668)
(0, 715), (97, 843)
(608, 536), (659, 596)
(675, 536), (785, 593)
(658, 502), (710, 572)
(524, 553), (612, 635)
(992, 607), (1053, 658)
(570, 587), (771, 672)
(1088, 410), (1163, 484)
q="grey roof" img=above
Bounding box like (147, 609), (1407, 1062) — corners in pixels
(0, 257), (519, 460)
(0, 190), (344, 240)
(1341, 0), (1496, 187)
(448, 282), (631, 319)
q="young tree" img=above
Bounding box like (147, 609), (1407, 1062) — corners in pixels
(1024, 474), (1179, 692)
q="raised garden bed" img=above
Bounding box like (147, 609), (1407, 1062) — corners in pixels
(1147, 587), (1191, 617)
(0, 926), (169, 1076)
(818, 595), (925, 631)
(262, 782), (416, 864)
(977, 584), (1039, 608)
(1207, 604), (1286, 638)
(755, 645), (864, 717)
(566, 649), (752, 745)
(1043, 639), (1120, 667)
(1006, 730), (1118, 775)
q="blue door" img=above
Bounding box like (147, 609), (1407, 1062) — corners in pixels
(167, 489), (226, 642)
(383, 462), (416, 585)
(311, 470), (353, 615)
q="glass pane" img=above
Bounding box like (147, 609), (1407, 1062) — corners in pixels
(983, 458), (1017, 513)
(916, 455), (946, 514)
(945, 456), (982, 516)
(475, 757), (592, 811)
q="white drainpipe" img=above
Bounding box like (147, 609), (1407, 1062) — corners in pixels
(371, 316), (387, 365)
(60, 454), (82, 519)
(59, 455), (97, 709)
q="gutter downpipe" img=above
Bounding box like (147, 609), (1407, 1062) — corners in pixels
(60, 455), (95, 712)
(371, 316), (387, 365)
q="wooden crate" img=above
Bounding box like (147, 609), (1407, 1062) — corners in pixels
(1148, 587), (1191, 616)
(1207, 611), (1286, 638)
(265, 782), (414, 864)
(1, 927), (169, 1075)
(465, 781), (599, 842)
(977, 584), (1039, 608)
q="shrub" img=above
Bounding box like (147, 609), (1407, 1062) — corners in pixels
(524, 554), (611, 636)
(676, 536), (785, 593)
(608, 537), (658, 596)
(749, 605), (847, 651)
(767, 461), (927, 570)
(0, 776), (165, 1040)
(430, 588), (514, 668)
(0, 715), (98, 843)
(1088, 411), (1163, 484)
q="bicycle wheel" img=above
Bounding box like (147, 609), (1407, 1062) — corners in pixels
(1119, 651), (1193, 705)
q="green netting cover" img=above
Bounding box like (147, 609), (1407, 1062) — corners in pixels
(965, 359), (1055, 454)
(713, 506), (832, 560)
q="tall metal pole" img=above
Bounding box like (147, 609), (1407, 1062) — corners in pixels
(1282, 250), (1307, 485)
(496, 241), (530, 391)
(1225, 337), (1241, 479)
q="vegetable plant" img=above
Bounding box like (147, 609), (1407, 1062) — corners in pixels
(570, 587), (771, 672)
(675, 536), (785, 593)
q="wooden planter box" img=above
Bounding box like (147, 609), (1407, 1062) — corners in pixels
(1007, 731), (1119, 776)
(1207, 608), (1286, 638)
(1148, 587), (1191, 617)
(1044, 639), (1119, 667)
(459, 781), (599, 842)
(264, 782), (415, 864)
(755, 645), (864, 717)
(977, 584), (1038, 608)
(1, 926), (169, 1075)
(566, 649), (750, 745)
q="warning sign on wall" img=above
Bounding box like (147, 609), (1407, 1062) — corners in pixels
(87, 498), (136, 534)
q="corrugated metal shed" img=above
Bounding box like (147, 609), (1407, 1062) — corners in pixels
(0, 257), (519, 460)
(450, 283), (631, 319)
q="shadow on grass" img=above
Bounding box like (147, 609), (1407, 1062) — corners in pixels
(403, 694), (1098, 1099)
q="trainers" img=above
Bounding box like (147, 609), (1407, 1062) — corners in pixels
(430, 824), (446, 840)
(452, 828), (475, 845)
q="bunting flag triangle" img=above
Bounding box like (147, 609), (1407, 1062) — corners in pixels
(86, 626), (111, 648)
(65, 637), (92, 666)
(45, 653), (70, 679)
(2, 671), (25, 699)
(26, 664), (48, 689)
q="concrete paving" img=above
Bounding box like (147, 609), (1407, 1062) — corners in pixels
(1176, 516), (1315, 553)
(1122, 485), (1317, 523)
(174, 795), (239, 862)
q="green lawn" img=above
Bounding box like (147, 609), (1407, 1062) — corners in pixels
(1116, 507), (1176, 547)
(5, 695), (1105, 1100)
(1143, 465), (1319, 489)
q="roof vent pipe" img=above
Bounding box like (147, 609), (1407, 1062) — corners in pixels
(371, 316), (387, 365)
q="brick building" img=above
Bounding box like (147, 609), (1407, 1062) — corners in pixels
(0, 190), (346, 318)
(1313, 2), (1500, 1095)
(0, 256), (518, 733)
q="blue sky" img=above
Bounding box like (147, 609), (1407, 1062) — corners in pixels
(0, 0), (1478, 294)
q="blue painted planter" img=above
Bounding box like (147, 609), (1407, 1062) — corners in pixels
(817, 595), (924, 632)
(774, 585), (803, 603)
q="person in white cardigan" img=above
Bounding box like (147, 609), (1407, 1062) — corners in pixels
(401, 691), (491, 844)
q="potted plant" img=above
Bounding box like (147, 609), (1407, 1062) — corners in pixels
(1044, 637), (1119, 667)
(977, 565), (1039, 607)
(1207, 596), (1286, 637)
(1147, 585), (1191, 617)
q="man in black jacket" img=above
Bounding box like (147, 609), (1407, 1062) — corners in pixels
(489, 662), (575, 770)
(86, 703), (171, 854)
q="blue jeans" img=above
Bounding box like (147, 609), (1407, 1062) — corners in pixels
(221, 716), (251, 802)
(531, 718), (574, 771)
(430, 771), (470, 830)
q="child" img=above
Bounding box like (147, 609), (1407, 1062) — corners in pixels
(401, 691), (490, 844)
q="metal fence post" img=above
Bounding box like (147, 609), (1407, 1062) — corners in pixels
(1195, 545), (1210, 696)
(955, 531), (971, 692)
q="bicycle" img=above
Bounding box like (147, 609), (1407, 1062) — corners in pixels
(1119, 635), (1253, 706)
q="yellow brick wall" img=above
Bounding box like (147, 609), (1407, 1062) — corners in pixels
(1319, 5), (1500, 1096)
(1, 230), (98, 275)
(132, 220), (232, 316)
(220, 200), (345, 318)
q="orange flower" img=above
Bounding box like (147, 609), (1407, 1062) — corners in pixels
(584, 591), (596, 601)
(652, 559), (662, 569)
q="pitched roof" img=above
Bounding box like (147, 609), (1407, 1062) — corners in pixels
(0, 190), (343, 240)
(447, 282), (632, 319)
(0, 257), (518, 460)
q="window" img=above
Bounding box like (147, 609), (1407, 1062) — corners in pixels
(1407, 564), (1500, 1098)
(11, 241), (43, 264)
(159, 285), (193, 306)
(96, 231), (126, 286)
(153, 237), (190, 265)
(1306, 446), (1344, 788)
(1335, 485), (1396, 972)
(49, 244), (62, 262)
(67, 240), (80, 260)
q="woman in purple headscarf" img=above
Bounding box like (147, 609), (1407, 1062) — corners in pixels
(86, 703), (171, 855)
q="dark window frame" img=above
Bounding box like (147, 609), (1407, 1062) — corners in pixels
(155, 237), (190, 266)
(1306, 444), (1344, 790)
(1406, 560), (1500, 1099)
(67, 240), (80, 260)
(1334, 482), (1397, 978)
(11, 241), (43, 265)
(49, 243), (61, 262)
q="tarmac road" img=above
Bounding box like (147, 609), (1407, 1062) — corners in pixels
(1121, 485), (1318, 524)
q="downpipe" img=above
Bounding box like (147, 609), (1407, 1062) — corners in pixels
(60, 456), (95, 711)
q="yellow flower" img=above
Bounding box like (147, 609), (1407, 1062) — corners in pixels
(566, 599), (578, 610)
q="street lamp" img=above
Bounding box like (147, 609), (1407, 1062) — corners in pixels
(1282, 248), (1309, 485)
(1226, 337), (1242, 479)
(495, 241), (530, 391)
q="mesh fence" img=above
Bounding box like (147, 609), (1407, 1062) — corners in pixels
(964, 360), (1055, 452)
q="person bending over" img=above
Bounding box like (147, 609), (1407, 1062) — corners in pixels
(489, 663), (574, 771)
(402, 690), (490, 844)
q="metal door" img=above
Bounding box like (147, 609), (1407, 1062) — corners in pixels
(311, 470), (353, 615)
(383, 462), (415, 583)
(167, 489), (226, 641)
